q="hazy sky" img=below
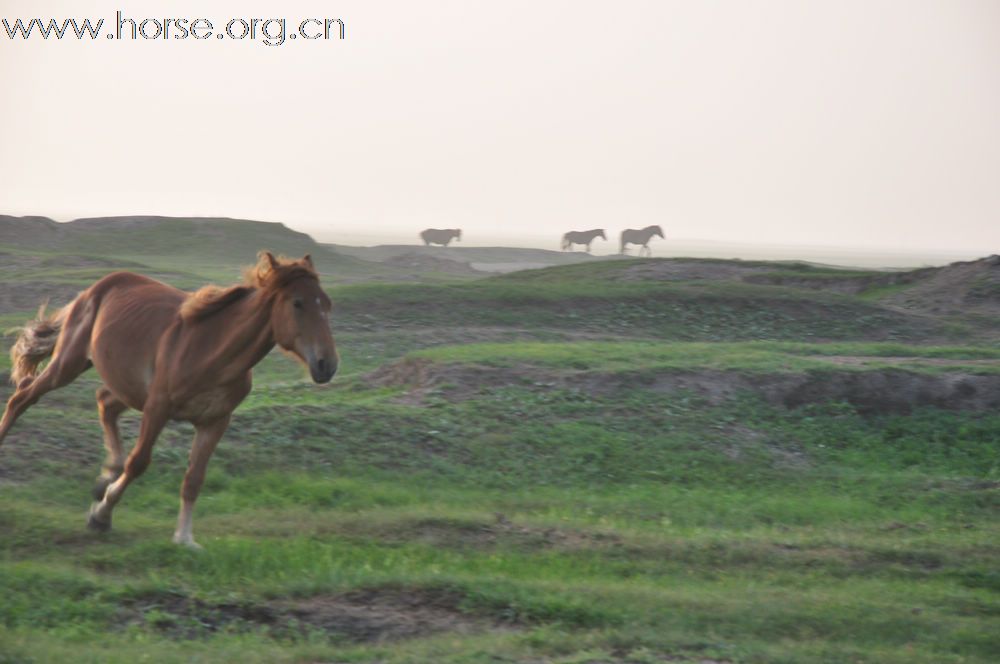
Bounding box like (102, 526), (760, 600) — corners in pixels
(1, 0), (998, 255)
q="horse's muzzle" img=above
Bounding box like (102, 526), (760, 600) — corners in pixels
(311, 356), (338, 384)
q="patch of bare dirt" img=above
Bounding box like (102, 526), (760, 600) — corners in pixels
(365, 358), (1000, 414)
(715, 424), (811, 470)
(122, 586), (507, 643)
(815, 355), (1000, 368)
(738, 265), (932, 295)
(348, 514), (625, 553)
(0, 422), (104, 483)
(381, 252), (487, 276)
(0, 283), (79, 317)
(364, 357), (536, 404)
(279, 587), (497, 642)
(613, 259), (775, 282)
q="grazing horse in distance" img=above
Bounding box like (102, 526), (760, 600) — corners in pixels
(420, 228), (462, 247)
(561, 229), (606, 253)
(620, 225), (664, 256)
(0, 252), (338, 548)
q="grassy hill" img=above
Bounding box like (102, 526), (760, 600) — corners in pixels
(0, 215), (327, 266)
(0, 222), (998, 663)
(0, 216), (487, 303)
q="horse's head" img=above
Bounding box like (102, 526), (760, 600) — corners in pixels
(598, 229), (607, 240)
(454, 229), (462, 241)
(253, 252), (338, 384)
(651, 225), (664, 238)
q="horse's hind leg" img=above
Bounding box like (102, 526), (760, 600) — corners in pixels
(0, 303), (95, 446)
(92, 386), (128, 501)
(88, 396), (169, 533)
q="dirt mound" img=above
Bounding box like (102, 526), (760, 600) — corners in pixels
(740, 255), (1000, 307)
(382, 251), (486, 275)
(886, 255), (1000, 314)
(123, 585), (503, 642)
(364, 358), (546, 404)
(366, 358), (1000, 414)
(741, 271), (921, 295)
(614, 259), (777, 282)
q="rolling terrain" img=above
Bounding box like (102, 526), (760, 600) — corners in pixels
(325, 243), (618, 273)
(0, 218), (998, 663)
(0, 215), (485, 287)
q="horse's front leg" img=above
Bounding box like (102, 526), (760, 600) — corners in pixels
(173, 416), (230, 549)
(87, 396), (169, 532)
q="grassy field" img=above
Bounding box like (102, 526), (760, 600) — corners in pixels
(0, 226), (998, 663)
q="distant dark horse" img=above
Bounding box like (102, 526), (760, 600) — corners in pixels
(620, 225), (664, 256)
(420, 228), (462, 247)
(0, 252), (338, 548)
(561, 229), (606, 253)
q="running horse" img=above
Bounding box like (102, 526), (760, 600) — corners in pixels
(620, 225), (664, 256)
(420, 228), (462, 247)
(560, 229), (606, 253)
(0, 252), (338, 548)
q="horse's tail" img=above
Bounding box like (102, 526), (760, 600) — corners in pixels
(9, 301), (68, 385)
(561, 233), (570, 250)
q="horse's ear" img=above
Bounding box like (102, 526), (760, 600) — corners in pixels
(301, 254), (314, 269)
(263, 251), (279, 269)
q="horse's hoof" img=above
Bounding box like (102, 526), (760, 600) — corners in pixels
(86, 506), (111, 533)
(172, 534), (203, 550)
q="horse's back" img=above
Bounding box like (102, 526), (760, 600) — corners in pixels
(90, 272), (186, 328)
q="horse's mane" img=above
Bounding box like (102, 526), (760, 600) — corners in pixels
(180, 252), (317, 322)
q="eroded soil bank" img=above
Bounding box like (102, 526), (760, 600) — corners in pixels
(366, 357), (1000, 414)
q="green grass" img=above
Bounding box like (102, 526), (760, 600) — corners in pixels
(1, 349), (998, 662)
(0, 246), (998, 662)
(327, 277), (946, 343)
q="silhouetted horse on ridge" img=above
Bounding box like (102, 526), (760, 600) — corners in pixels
(561, 229), (606, 253)
(620, 225), (664, 256)
(420, 228), (462, 246)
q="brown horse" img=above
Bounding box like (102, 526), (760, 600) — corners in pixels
(0, 252), (337, 548)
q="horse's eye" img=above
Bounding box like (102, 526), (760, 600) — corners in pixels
(293, 299), (304, 310)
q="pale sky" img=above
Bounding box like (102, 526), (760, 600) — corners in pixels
(1, 0), (998, 256)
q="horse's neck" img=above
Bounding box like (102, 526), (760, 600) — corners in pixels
(196, 291), (276, 381)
